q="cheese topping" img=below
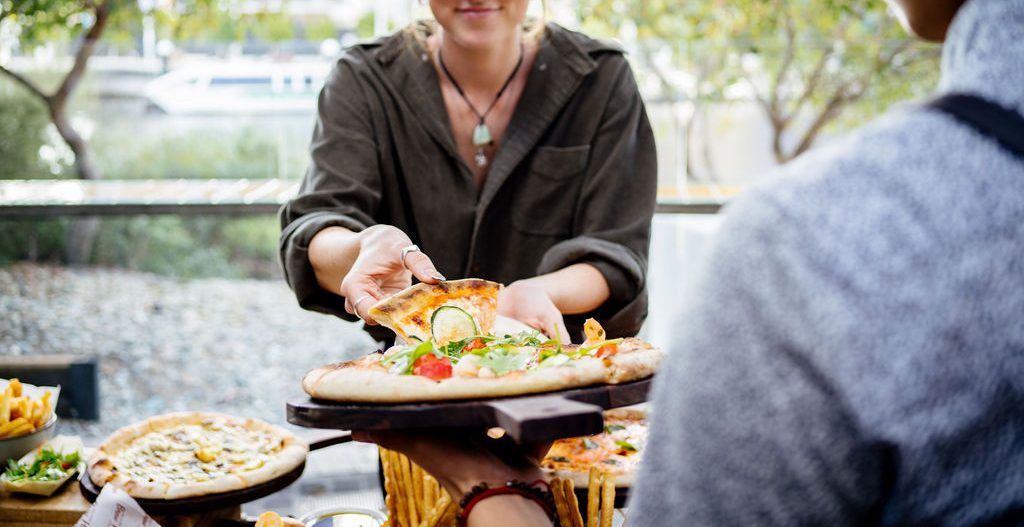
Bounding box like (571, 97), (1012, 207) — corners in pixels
(112, 418), (283, 484)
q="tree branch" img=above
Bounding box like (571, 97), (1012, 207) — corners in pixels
(790, 88), (856, 159)
(769, 7), (796, 117)
(0, 63), (51, 103)
(53, 1), (110, 106)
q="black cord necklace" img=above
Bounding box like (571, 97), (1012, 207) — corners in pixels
(438, 43), (525, 167)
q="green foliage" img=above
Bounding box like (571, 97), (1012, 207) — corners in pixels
(0, 219), (68, 265)
(249, 11), (294, 43)
(0, 90), (51, 180)
(577, 0), (942, 162)
(356, 11), (374, 39)
(304, 15), (337, 42)
(91, 216), (279, 279)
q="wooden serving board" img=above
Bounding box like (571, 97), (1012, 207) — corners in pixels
(287, 377), (652, 443)
(79, 461), (305, 516)
(0, 478), (90, 527)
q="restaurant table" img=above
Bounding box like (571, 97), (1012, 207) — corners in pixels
(0, 479), (242, 527)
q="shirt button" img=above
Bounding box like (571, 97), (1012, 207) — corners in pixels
(539, 63), (547, 71)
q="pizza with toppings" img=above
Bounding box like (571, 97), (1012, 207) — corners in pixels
(87, 412), (308, 499)
(541, 407), (647, 487)
(302, 280), (663, 402)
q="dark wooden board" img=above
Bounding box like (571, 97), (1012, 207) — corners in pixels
(287, 378), (652, 443)
(79, 461), (305, 515)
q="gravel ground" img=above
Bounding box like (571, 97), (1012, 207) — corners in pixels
(0, 263), (381, 478)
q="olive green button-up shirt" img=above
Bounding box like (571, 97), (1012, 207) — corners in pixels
(279, 23), (657, 342)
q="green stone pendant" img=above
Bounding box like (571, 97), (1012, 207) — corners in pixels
(473, 123), (492, 146)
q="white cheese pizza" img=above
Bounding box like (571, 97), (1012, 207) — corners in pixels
(87, 412), (308, 499)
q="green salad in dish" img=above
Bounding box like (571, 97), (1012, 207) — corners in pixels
(4, 447), (81, 482)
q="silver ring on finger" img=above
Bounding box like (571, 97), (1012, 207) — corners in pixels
(352, 294), (373, 320)
(400, 244), (420, 270)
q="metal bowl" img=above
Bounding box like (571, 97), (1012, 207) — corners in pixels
(0, 414), (57, 465)
(298, 506), (387, 527)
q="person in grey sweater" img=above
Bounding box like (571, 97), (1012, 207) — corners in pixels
(358, 1), (1024, 525)
(629, 0), (1024, 524)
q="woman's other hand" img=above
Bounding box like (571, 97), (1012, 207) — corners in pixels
(498, 280), (572, 343)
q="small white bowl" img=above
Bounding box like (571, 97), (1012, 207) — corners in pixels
(0, 414), (57, 465)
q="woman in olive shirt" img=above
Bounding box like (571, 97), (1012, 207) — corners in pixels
(278, 0), (657, 343)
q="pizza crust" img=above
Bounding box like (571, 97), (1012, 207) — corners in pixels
(604, 339), (664, 383)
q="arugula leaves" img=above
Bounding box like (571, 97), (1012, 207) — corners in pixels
(4, 448), (80, 482)
(477, 348), (532, 376)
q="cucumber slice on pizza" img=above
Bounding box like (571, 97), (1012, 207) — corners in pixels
(368, 278), (500, 343)
(430, 306), (478, 345)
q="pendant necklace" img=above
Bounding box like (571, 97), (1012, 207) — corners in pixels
(438, 43), (525, 168)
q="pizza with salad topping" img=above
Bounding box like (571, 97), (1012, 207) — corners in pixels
(302, 279), (663, 403)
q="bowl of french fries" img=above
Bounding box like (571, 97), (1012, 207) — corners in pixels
(1, 378), (59, 464)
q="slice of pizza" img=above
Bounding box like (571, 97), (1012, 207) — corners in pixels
(368, 279), (501, 344)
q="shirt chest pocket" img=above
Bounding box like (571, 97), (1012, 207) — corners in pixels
(510, 145), (591, 237)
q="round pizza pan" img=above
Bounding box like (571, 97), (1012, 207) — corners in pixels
(287, 377), (652, 444)
(79, 461), (306, 515)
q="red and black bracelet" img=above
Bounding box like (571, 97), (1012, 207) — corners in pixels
(456, 479), (559, 527)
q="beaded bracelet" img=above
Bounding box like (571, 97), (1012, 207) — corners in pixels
(456, 479), (559, 527)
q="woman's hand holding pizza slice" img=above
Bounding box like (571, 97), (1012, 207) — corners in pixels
(339, 225), (446, 323)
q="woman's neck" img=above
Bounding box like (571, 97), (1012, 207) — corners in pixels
(434, 31), (525, 96)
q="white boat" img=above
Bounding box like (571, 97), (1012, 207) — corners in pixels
(144, 61), (331, 115)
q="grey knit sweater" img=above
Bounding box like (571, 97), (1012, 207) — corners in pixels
(629, 1), (1024, 525)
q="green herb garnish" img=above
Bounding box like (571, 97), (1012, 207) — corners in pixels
(4, 448), (80, 482)
(614, 440), (637, 452)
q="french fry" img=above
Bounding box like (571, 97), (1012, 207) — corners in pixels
(562, 478), (584, 527)
(600, 474), (615, 527)
(418, 491), (452, 527)
(1, 387), (10, 426)
(382, 449), (402, 527)
(587, 468), (600, 527)
(411, 462), (425, 518)
(551, 478), (573, 527)
(0, 417), (28, 436)
(400, 455), (420, 527)
(3, 421), (34, 439)
(9, 378), (22, 398)
(423, 473), (436, 510)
